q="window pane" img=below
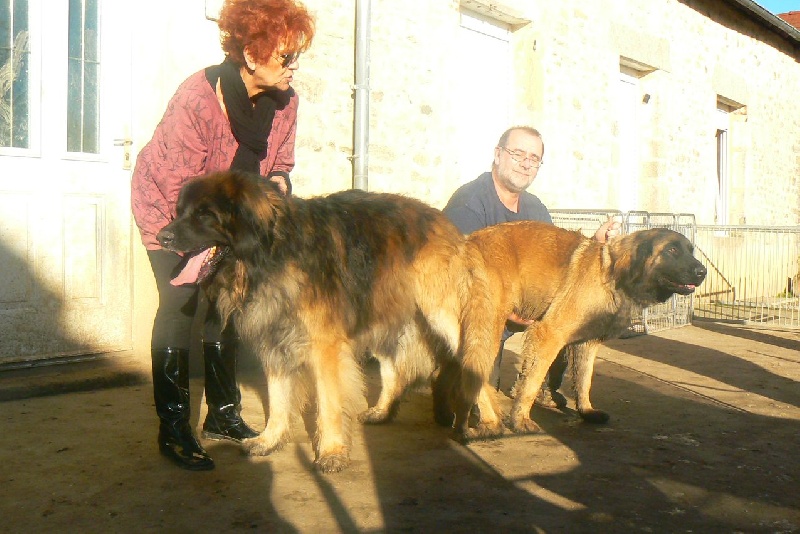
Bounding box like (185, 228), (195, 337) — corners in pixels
(67, 57), (82, 152)
(0, 2), (9, 54)
(83, 0), (98, 152)
(83, 60), (98, 152)
(66, 0), (100, 154)
(68, 0), (81, 59)
(10, 44), (29, 147)
(0, 0), (30, 149)
(84, 0), (97, 62)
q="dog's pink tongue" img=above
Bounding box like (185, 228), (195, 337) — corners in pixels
(170, 249), (211, 286)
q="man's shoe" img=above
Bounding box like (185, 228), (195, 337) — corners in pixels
(536, 387), (568, 409)
(202, 412), (259, 443)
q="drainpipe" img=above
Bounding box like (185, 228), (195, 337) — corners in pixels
(352, 0), (371, 190)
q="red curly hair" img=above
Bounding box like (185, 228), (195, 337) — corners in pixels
(218, 0), (315, 66)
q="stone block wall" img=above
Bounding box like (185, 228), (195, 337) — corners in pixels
(285, 0), (800, 224)
(127, 0), (800, 359)
(130, 0), (799, 223)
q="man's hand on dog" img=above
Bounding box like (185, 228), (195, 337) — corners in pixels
(506, 312), (534, 332)
(594, 218), (622, 243)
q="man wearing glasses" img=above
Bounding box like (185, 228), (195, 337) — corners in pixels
(443, 126), (619, 406)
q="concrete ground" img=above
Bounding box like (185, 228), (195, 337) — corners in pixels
(1, 319), (798, 533)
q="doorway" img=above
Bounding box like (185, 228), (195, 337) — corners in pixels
(0, 0), (133, 365)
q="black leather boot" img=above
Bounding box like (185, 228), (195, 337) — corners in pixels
(201, 341), (259, 443)
(152, 348), (214, 471)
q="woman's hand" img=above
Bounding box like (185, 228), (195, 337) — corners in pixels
(269, 174), (290, 195)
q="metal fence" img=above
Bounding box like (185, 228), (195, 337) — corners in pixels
(549, 209), (800, 332)
(692, 226), (800, 327)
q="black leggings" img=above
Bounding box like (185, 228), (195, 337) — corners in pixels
(147, 249), (225, 350)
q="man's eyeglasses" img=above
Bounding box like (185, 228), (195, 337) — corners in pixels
(499, 146), (543, 168)
(277, 51), (300, 67)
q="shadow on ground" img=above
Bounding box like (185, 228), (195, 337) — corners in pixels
(1, 323), (798, 532)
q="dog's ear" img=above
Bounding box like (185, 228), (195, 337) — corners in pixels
(607, 230), (655, 299)
(240, 176), (282, 224)
(607, 233), (633, 277)
(630, 232), (655, 274)
(228, 174), (286, 255)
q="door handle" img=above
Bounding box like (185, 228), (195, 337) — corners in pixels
(114, 138), (133, 170)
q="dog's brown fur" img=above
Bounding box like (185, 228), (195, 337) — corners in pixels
(441, 221), (707, 438)
(157, 171), (494, 471)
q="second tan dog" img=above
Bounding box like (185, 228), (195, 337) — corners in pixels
(439, 221), (707, 438)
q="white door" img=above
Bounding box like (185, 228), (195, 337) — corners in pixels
(615, 68), (640, 211)
(455, 9), (512, 184)
(0, 0), (132, 365)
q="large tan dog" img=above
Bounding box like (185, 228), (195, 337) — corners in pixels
(440, 221), (707, 438)
(156, 171), (493, 472)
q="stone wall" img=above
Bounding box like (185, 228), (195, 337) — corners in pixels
(283, 0), (800, 224)
(127, 0), (800, 359)
(290, 0), (464, 201)
(130, 0), (799, 223)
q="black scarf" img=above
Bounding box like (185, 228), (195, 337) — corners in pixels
(218, 57), (277, 173)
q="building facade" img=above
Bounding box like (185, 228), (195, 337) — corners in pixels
(0, 0), (798, 365)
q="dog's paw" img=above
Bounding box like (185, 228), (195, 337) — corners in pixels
(509, 416), (542, 434)
(450, 428), (471, 444)
(242, 436), (284, 457)
(471, 421), (505, 439)
(578, 409), (610, 424)
(315, 452), (350, 473)
(358, 407), (390, 425)
(451, 422), (504, 443)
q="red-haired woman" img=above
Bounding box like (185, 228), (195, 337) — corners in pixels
(131, 0), (314, 471)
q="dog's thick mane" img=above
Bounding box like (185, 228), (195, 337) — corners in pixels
(216, 172), (447, 333)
